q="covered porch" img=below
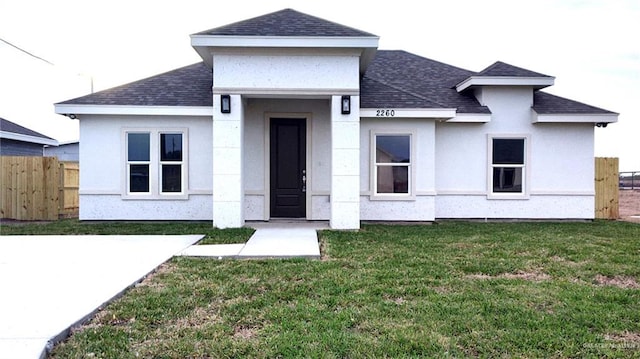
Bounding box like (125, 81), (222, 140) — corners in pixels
(211, 95), (361, 230)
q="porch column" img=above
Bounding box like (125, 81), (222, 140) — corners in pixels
(330, 95), (360, 229)
(212, 94), (244, 228)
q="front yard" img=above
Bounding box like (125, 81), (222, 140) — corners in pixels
(4, 221), (640, 357)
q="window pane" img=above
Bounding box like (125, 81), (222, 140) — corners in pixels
(377, 166), (409, 194)
(493, 167), (523, 193)
(128, 133), (150, 161)
(129, 164), (149, 192)
(493, 139), (524, 164)
(160, 134), (182, 161)
(376, 135), (410, 163)
(161, 164), (182, 192)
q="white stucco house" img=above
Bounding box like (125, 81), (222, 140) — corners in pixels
(55, 9), (618, 229)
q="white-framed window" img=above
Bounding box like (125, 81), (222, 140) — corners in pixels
(371, 130), (415, 199)
(488, 135), (529, 198)
(124, 128), (187, 198)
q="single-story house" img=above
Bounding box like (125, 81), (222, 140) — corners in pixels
(0, 117), (58, 156)
(55, 9), (618, 229)
(44, 141), (79, 162)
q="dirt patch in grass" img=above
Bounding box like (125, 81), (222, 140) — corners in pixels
(134, 262), (175, 290)
(605, 331), (640, 343)
(466, 270), (551, 282)
(234, 325), (258, 340)
(594, 274), (640, 289)
(619, 190), (640, 223)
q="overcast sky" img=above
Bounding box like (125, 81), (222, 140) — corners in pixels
(1, 0), (638, 171)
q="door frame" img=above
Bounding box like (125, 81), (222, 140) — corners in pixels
(264, 112), (312, 220)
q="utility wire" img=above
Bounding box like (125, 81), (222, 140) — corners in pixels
(0, 37), (55, 66)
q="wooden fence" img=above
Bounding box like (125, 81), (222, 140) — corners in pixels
(0, 156), (79, 221)
(595, 157), (619, 219)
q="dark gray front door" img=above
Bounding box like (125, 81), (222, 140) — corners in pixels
(270, 118), (306, 218)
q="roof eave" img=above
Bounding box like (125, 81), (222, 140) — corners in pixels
(360, 108), (456, 119)
(0, 131), (58, 146)
(55, 104), (213, 117)
(532, 111), (618, 124)
(191, 35), (380, 73)
(456, 76), (556, 92)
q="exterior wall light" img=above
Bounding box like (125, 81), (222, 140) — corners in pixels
(341, 95), (351, 114)
(221, 95), (231, 114)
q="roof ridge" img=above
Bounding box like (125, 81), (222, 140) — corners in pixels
(194, 8), (377, 37)
(477, 61), (552, 78)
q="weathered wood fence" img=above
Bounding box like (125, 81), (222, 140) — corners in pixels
(595, 157), (619, 219)
(0, 156), (79, 221)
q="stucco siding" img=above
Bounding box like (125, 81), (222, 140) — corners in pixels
(435, 86), (595, 219)
(78, 115), (213, 220)
(359, 118), (436, 220)
(213, 51), (360, 92)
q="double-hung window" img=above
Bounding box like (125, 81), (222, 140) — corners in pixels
(127, 133), (151, 193)
(125, 129), (187, 198)
(372, 131), (414, 198)
(489, 135), (528, 197)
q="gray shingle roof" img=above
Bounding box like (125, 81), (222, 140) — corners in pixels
(0, 117), (55, 140)
(195, 9), (376, 37)
(533, 91), (617, 114)
(362, 50), (490, 113)
(476, 61), (552, 78)
(57, 63), (212, 107)
(56, 52), (614, 116)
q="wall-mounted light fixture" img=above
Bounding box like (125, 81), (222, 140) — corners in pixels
(341, 95), (351, 115)
(221, 95), (231, 114)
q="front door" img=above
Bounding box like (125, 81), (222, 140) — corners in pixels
(270, 118), (306, 218)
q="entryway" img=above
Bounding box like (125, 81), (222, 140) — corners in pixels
(270, 118), (306, 218)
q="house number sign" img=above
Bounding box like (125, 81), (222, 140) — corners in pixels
(375, 109), (395, 117)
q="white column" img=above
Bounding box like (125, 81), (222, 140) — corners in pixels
(212, 94), (244, 228)
(330, 95), (360, 230)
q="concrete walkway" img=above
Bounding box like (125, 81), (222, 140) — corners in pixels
(0, 235), (202, 359)
(179, 221), (327, 259)
(0, 222), (325, 358)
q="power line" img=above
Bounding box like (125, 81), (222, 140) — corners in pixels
(0, 37), (55, 66)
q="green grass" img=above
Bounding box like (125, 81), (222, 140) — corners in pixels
(6, 220), (639, 358)
(0, 219), (253, 245)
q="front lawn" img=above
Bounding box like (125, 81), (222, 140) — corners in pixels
(15, 221), (640, 357)
(0, 219), (253, 244)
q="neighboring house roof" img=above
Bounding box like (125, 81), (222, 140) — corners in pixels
(194, 8), (376, 37)
(0, 117), (58, 146)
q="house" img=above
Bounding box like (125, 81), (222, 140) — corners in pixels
(44, 141), (79, 162)
(0, 117), (58, 156)
(54, 9), (618, 229)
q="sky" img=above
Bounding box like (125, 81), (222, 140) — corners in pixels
(1, 0), (638, 171)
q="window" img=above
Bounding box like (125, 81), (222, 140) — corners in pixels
(490, 136), (527, 196)
(372, 132), (413, 197)
(124, 129), (187, 197)
(160, 133), (183, 193)
(127, 133), (150, 193)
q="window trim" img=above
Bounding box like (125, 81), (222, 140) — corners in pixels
(122, 128), (189, 200)
(487, 134), (530, 199)
(370, 129), (416, 201)
(126, 132), (151, 195)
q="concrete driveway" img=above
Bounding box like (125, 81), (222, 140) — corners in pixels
(0, 235), (202, 359)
